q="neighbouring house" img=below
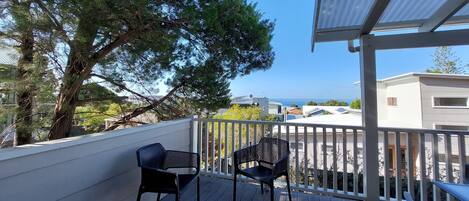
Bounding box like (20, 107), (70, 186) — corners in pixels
(230, 95), (283, 116)
(375, 72), (469, 130)
(0, 48), (18, 147)
(278, 72), (469, 178)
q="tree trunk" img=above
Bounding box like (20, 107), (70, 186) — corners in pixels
(14, 2), (34, 145)
(48, 58), (88, 140)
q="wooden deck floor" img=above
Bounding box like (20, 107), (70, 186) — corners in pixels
(160, 176), (354, 201)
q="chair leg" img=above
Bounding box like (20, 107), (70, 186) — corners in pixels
(136, 186), (143, 201)
(233, 173), (237, 201)
(197, 176), (200, 201)
(269, 183), (274, 201)
(176, 190), (180, 201)
(157, 193), (160, 201)
(286, 173), (292, 201)
(261, 183), (264, 194)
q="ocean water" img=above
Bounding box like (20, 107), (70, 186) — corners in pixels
(270, 98), (354, 107)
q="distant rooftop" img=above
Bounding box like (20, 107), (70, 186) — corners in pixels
(354, 72), (469, 85)
(378, 72), (469, 82)
(287, 113), (421, 129)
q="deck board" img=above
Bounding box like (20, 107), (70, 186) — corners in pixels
(158, 176), (354, 201)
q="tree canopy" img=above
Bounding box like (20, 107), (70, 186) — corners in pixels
(0, 0), (275, 143)
(427, 46), (467, 74)
(350, 99), (360, 109)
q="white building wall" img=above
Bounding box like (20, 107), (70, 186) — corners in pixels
(0, 118), (193, 201)
(378, 78), (422, 127)
(419, 77), (469, 129)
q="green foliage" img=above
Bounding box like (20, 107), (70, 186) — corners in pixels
(427, 46), (467, 74)
(290, 104), (299, 108)
(320, 99), (348, 106)
(350, 99), (361, 109)
(213, 104), (263, 121)
(306, 101), (318, 106)
(75, 103), (129, 133)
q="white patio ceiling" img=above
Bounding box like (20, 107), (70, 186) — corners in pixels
(312, 0), (469, 48)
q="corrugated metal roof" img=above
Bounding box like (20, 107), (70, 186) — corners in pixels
(313, 0), (469, 45)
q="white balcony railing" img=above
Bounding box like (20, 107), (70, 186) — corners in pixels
(193, 118), (469, 201)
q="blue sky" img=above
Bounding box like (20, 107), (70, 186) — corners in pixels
(229, 1), (469, 99)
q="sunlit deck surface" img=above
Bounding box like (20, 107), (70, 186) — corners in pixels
(160, 176), (354, 201)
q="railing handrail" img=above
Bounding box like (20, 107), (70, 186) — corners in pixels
(194, 118), (364, 130)
(379, 126), (469, 135)
(195, 118), (469, 135)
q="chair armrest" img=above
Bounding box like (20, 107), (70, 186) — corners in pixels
(272, 156), (289, 177)
(164, 150), (200, 174)
(141, 166), (179, 188)
(233, 145), (258, 169)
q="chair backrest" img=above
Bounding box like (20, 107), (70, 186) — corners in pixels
(136, 143), (166, 168)
(403, 192), (414, 201)
(256, 137), (290, 164)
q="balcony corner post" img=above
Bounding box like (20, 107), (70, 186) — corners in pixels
(190, 115), (198, 153)
(359, 34), (380, 201)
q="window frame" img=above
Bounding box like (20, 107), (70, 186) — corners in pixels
(387, 97), (398, 106)
(432, 96), (469, 109)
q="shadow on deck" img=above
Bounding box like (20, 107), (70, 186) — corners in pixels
(157, 176), (355, 201)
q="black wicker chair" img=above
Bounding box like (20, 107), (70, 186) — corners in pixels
(232, 137), (292, 201)
(136, 143), (200, 201)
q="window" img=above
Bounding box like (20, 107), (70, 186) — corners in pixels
(290, 142), (304, 151)
(435, 125), (469, 131)
(387, 97), (397, 106)
(433, 97), (468, 107)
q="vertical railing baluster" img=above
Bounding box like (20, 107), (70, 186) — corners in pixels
(353, 128), (358, 195)
(333, 128), (337, 193)
(224, 121), (228, 175)
(459, 135), (466, 184)
(262, 123), (265, 138)
(246, 123), (250, 169)
(304, 126), (309, 189)
(342, 128), (347, 194)
(277, 123), (280, 138)
(384, 131), (390, 201)
(218, 121), (222, 174)
(313, 126), (318, 191)
(211, 121), (215, 174)
(254, 123), (257, 144)
(231, 122), (235, 174)
(395, 131), (402, 201)
(406, 132), (414, 199)
(198, 120), (202, 170)
(445, 133), (452, 201)
(205, 121), (209, 173)
(432, 133), (440, 201)
(419, 132), (427, 201)
(323, 127), (328, 191)
(295, 125), (300, 187)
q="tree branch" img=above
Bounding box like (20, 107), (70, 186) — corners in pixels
(104, 82), (184, 131)
(90, 73), (155, 103)
(33, 0), (72, 45)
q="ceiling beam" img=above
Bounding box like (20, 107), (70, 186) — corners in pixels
(370, 29), (469, 50)
(360, 0), (391, 34)
(311, 0), (321, 52)
(419, 0), (468, 32)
